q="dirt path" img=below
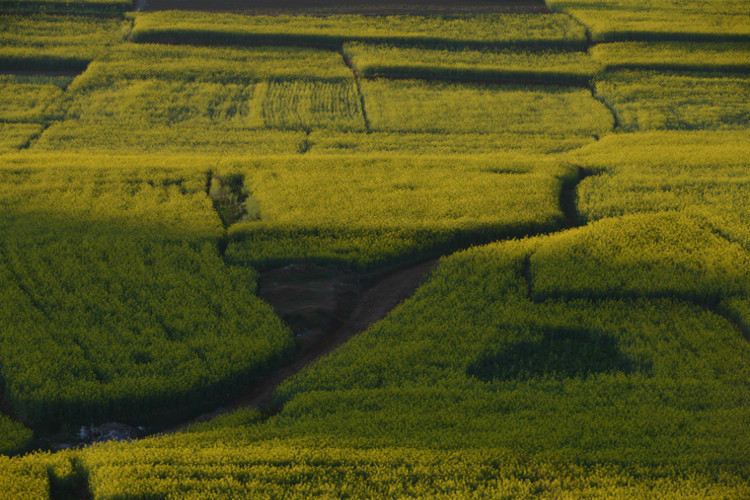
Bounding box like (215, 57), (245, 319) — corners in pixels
(163, 258), (437, 433)
(145, 0), (549, 15)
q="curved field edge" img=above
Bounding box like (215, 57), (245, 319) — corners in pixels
(2, 231), (749, 497)
(0, 149), (575, 432)
(0, 155), (296, 430)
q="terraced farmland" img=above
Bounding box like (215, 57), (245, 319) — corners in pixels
(0, 0), (748, 498)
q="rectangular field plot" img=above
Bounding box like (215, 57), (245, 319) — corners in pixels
(71, 44), (354, 91)
(75, 444), (750, 499)
(548, 0), (750, 15)
(0, 153), (224, 238)
(0, 155), (293, 427)
(547, 0), (750, 42)
(33, 124), (308, 154)
(344, 43), (601, 85)
(131, 12), (588, 50)
(596, 70), (750, 131)
(308, 131), (596, 155)
(571, 131), (750, 249)
(362, 80), (614, 135)
(591, 41), (750, 73)
(0, 15), (127, 71)
(64, 79), (267, 128)
(223, 154), (575, 269)
(530, 213), (750, 304)
(262, 81), (365, 131)
(0, 74), (69, 123)
(52, 78), (364, 149)
(50, 42), (361, 152)
(67, 79), (364, 130)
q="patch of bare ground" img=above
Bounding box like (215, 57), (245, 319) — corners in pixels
(145, 0), (550, 15)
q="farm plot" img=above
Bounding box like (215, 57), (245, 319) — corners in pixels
(34, 125), (309, 155)
(307, 131), (597, 154)
(130, 12), (588, 50)
(0, 74), (69, 123)
(361, 79), (614, 135)
(222, 154), (575, 269)
(547, 0), (750, 42)
(0, 15), (127, 72)
(70, 44), (354, 91)
(344, 43), (601, 85)
(72, 443), (750, 499)
(0, 4), (748, 498)
(50, 234), (750, 497)
(63, 79), (267, 128)
(37, 80), (362, 152)
(0, 154), (293, 428)
(38, 43), (364, 153)
(571, 131), (750, 249)
(595, 70), (750, 132)
(591, 41), (750, 73)
(261, 80), (364, 131)
(265, 237), (750, 464)
(529, 212), (750, 304)
(145, 0), (553, 15)
(0, 123), (43, 152)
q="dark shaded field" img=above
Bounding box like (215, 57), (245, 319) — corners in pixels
(144, 0), (550, 15)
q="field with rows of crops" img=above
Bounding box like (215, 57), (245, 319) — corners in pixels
(0, 0), (748, 497)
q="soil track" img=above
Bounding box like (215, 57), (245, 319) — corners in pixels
(145, 0), (550, 15)
(163, 258), (437, 433)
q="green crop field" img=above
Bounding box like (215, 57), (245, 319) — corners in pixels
(361, 79), (613, 134)
(0, 74), (68, 122)
(0, 123), (43, 151)
(590, 41), (750, 72)
(547, 0), (750, 42)
(344, 43), (601, 85)
(0, 15), (127, 71)
(221, 154), (574, 268)
(595, 70), (750, 132)
(0, 0), (748, 497)
(131, 11), (589, 50)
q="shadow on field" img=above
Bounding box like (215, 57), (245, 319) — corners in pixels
(143, 0), (550, 15)
(467, 328), (640, 382)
